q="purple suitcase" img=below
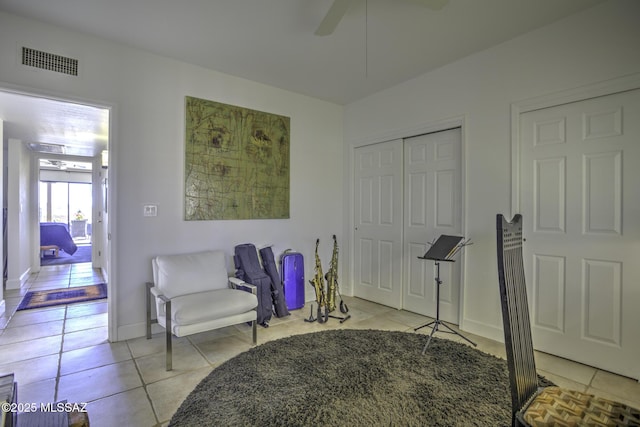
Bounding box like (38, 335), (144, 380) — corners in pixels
(280, 252), (305, 310)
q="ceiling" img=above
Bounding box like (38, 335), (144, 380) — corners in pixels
(0, 90), (109, 158)
(0, 0), (605, 156)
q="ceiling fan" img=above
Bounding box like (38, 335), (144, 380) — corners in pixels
(315, 0), (449, 36)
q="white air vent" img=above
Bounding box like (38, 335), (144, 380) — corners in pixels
(22, 47), (78, 76)
(27, 142), (66, 154)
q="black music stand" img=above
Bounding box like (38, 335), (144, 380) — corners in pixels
(414, 235), (476, 354)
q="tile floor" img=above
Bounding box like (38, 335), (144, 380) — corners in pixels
(0, 263), (638, 426)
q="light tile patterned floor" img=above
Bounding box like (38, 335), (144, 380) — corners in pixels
(0, 263), (638, 426)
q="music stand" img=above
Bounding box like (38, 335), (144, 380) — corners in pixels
(414, 235), (477, 354)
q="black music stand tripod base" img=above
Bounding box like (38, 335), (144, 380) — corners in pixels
(413, 235), (477, 354)
(416, 314), (477, 355)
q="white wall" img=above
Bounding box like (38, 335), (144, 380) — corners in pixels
(6, 138), (32, 290)
(344, 0), (640, 341)
(0, 11), (344, 340)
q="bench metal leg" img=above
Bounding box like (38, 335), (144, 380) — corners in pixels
(146, 283), (172, 370)
(252, 320), (257, 345)
(165, 299), (172, 371)
(145, 283), (153, 339)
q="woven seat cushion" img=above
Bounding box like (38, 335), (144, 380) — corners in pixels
(522, 386), (640, 426)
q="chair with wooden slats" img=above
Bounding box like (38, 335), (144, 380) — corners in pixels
(496, 214), (640, 427)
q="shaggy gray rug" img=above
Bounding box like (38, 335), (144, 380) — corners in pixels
(169, 329), (550, 426)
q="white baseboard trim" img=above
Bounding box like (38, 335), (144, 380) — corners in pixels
(117, 321), (146, 342)
(6, 268), (31, 290)
(117, 321), (163, 342)
(5, 279), (20, 290)
(460, 318), (504, 343)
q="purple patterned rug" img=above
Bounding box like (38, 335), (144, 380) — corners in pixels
(17, 283), (107, 311)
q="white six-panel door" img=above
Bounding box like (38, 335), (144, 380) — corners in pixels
(353, 139), (404, 308)
(402, 129), (462, 321)
(519, 89), (640, 378)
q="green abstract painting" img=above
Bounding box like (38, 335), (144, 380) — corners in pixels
(185, 96), (290, 220)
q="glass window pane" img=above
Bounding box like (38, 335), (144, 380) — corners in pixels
(70, 183), (92, 239)
(70, 183), (92, 222)
(39, 182), (49, 222)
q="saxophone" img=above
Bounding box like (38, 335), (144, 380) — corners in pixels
(325, 235), (338, 313)
(309, 238), (328, 323)
(326, 234), (349, 314)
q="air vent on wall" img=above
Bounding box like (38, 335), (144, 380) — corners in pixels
(22, 47), (78, 76)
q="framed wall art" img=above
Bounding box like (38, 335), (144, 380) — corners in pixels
(184, 96), (290, 220)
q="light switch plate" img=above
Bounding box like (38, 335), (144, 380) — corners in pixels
(143, 204), (158, 217)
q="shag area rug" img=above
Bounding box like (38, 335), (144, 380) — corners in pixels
(170, 329), (552, 426)
(17, 283), (107, 311)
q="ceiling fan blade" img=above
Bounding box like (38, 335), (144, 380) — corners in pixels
(315, 0), (356, 36)
(406, 0), (449, 11)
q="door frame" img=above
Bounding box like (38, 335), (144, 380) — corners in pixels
(34, 153), (97, 261)
(0, 83), (118, 343)
(510, 72), (640, 381)
(347, 115), (468, 325)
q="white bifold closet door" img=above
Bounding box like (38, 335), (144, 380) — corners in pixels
(353, 129), (462, 322)
(353, 139), (404, 309)
(402, 129), (462, 322)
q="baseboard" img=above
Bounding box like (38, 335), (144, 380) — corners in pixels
(460, 317), (504, 343)
(5, 279), (19, 290)
(117, 321), (162, 342)
(6, 267), (31, 290)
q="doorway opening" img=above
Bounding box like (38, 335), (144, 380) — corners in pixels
(39, 158), (93, 266)
(1, 87), (113, 341)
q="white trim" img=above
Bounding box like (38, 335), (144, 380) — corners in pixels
(107, 103), (117, 343)
(511, 72), (640, 216)
(461, 318), (504, 344)
(346, 144), (355, 297)
(0, 81), (106, 110)
(515, 72), (640, 115)
(30, 154), (40, 273)
(117, 322), (162, 342)
(0, 81), (117, 343)
(458, 122), (469, 330)
(31, 151), (97, 274)
(348, 115), (466, 148)
(6, 267), (31, 290)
